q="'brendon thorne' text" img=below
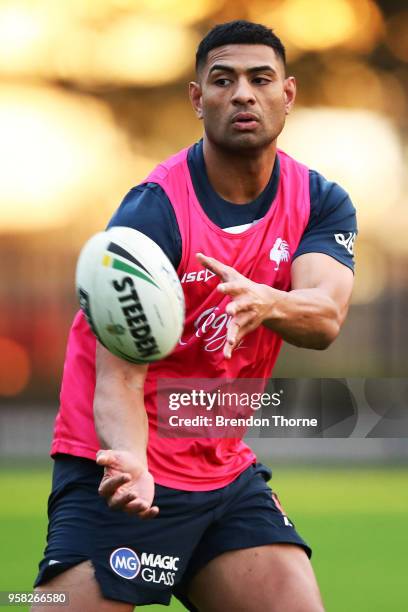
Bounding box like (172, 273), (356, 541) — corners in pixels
(168, 415), (318, 428)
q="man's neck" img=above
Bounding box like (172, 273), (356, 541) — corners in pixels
(202, 137), (277, 204)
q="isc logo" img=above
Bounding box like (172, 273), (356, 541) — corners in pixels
(110, 547), (141, 579)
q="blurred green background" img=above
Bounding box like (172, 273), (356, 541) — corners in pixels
(0, 0), (407, 610)
(1, 464), (407, 611)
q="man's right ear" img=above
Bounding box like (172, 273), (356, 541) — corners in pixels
(189, 81), (203, 120)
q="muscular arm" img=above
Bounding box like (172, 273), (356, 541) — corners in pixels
(94, 344), (158, 518)
(263, 252), (353, 349)
(260, 169), (356, 349)
(94, 343), (148, 462)
(197, 252), (354, 357)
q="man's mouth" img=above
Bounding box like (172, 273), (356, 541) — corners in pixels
(231, 112), (259, 131)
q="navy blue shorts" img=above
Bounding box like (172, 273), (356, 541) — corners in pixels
(35, 454), (311, 608)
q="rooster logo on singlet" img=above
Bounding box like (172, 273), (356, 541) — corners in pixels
(269, 238), (290, 271)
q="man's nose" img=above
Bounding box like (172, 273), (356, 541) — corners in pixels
(231, 77), (256, 105)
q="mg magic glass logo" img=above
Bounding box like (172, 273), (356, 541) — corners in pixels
(110, 547), (141, 579)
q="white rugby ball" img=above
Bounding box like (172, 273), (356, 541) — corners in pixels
(75, 226), (185, 363)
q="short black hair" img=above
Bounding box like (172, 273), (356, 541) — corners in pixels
(196, 20), (286, 75)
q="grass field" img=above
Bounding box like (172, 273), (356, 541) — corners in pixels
(0, 464), (407, 611)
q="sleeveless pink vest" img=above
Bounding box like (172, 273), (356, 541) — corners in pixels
(51, 146), (310, 490)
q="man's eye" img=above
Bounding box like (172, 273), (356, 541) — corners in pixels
(214, 78), (231, 86)
(253, 77), (270, 84)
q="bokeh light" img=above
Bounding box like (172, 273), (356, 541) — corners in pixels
(94, 17), (198, 86)
(134, 0), (222, 25)
(282, 0), (358, 50)
(0, 337), (31, 396)
(0, 0), (206, 86)
(53, 0), (222, 25)
(0, 0), (65, 77)
(279, 108), (405, 235)
(0, 85), (136, 231)
(249, 0), (383, 55)
(0, 2), (49, 73)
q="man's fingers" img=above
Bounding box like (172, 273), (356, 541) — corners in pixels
(224, 319), (240, 359)
(226, 297), (254, 315)
(124, 498), (159, 517)
(227, 312), (255, 343)
(96, 449), (120, 469)
(125, 504), (160, 520)
(196, 253), (236, 281)
(98, 473), (131, 498)
(138, 506), (160, 520)
(224, 312), (256, 359)
(107, 490), (137, 510)
(99, 479), (159, 518)
(105, 487), (154, 514)
(226, 319), (240, 346)
(236, 309), (256, 325)
(218, 281), (246, 297)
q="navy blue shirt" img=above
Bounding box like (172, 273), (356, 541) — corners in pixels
(108, 141), (357, 271)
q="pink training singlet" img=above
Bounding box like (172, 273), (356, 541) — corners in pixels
(52, 146), (310, 490)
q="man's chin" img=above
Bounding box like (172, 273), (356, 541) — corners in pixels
(221, 133), (273, 153)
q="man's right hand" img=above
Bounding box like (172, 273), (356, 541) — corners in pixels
(96, 449), (159, 519)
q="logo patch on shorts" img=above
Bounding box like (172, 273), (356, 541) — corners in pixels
(110, 547), (141, 579)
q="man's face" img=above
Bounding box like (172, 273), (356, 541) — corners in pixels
(190, 44), (296, 153)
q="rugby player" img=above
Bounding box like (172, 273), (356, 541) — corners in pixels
(33, 20), (357, 612)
